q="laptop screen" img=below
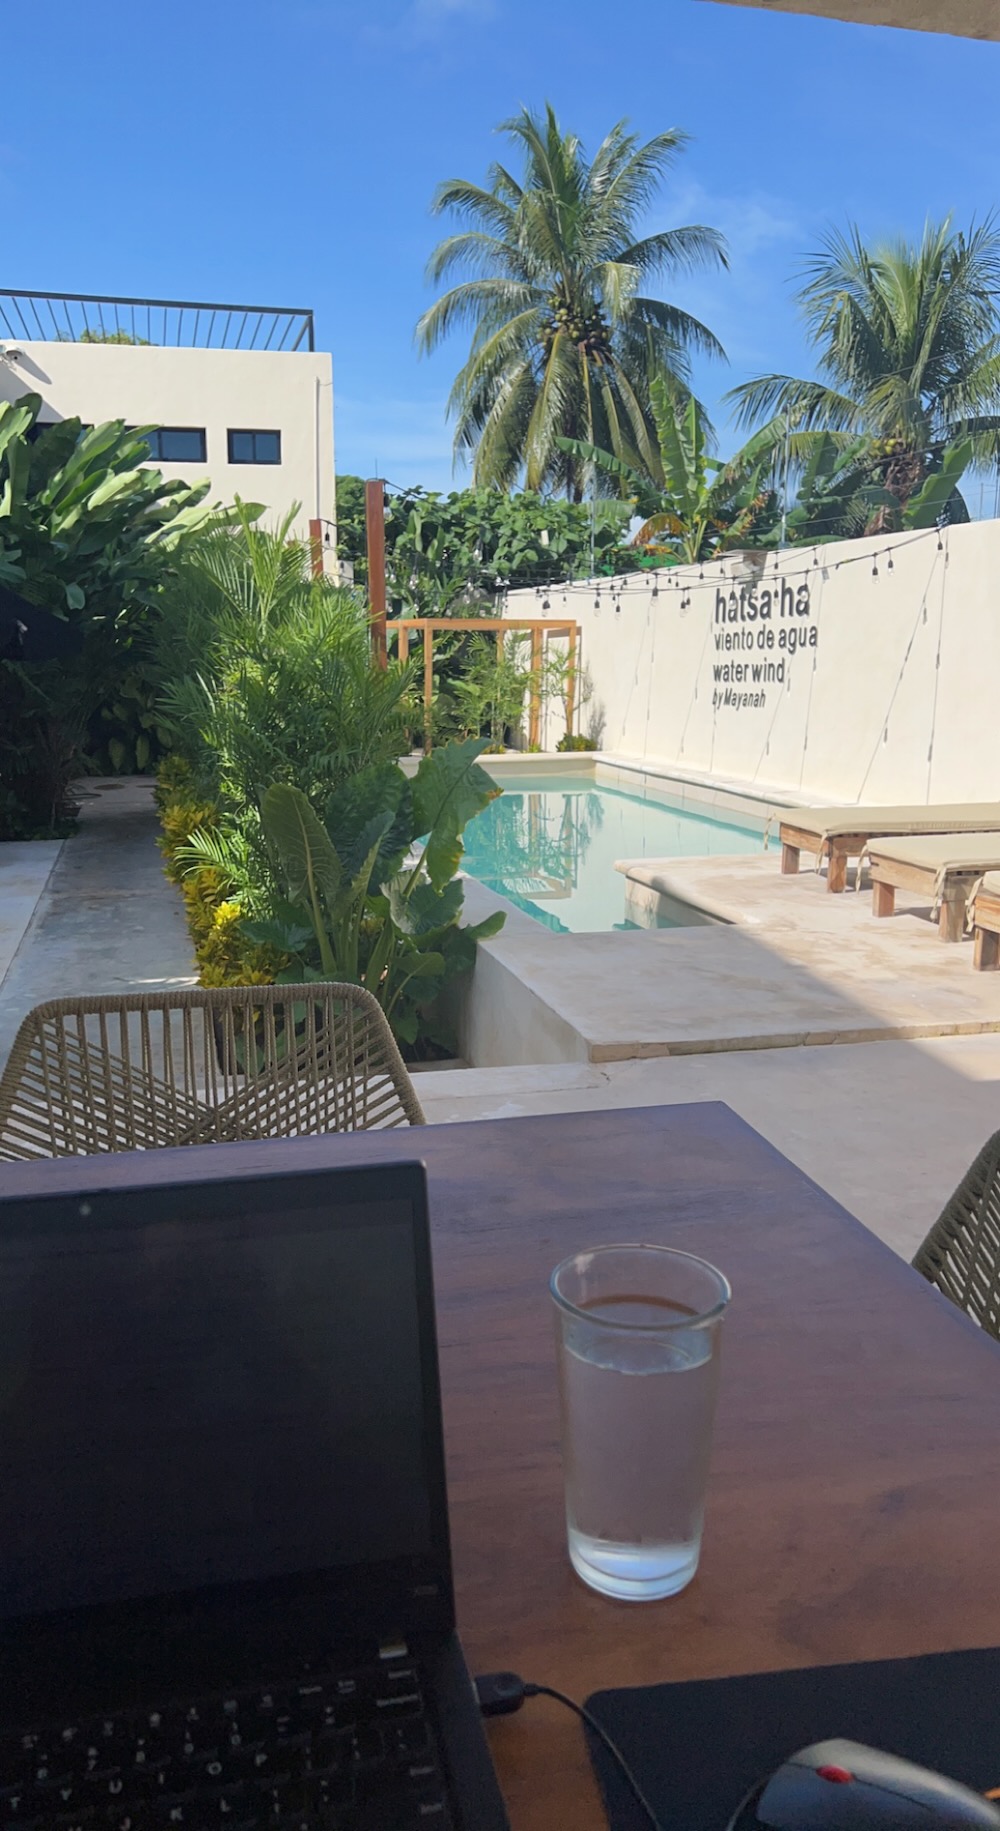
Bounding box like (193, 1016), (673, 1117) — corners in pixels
(0, 1164), (447, 1627)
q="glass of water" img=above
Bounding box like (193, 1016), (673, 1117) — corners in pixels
(551, 1244), (731, 1601)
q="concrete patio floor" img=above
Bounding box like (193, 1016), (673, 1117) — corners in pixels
(414, 1034), (1000, 1261)
(0, 778), (195, 1069)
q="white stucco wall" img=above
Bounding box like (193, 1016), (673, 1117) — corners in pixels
(0, 342), (335, 547)
(514, 519), (1000, 806)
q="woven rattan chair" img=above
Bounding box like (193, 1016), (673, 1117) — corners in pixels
(0, 982), (425, 1162)
(912, 1128), (1000, 1340)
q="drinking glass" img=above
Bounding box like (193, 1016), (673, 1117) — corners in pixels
(551, 1243), (731, 1601)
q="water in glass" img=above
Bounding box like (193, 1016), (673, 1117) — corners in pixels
(559, 1293), (720, 1600)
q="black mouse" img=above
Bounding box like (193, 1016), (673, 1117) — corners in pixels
(727, 1739), (1000, 1828)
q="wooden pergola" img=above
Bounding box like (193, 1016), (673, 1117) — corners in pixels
(386, 617), (579, 753)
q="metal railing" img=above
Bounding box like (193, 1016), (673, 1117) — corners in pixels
(0, 290), (315, 352)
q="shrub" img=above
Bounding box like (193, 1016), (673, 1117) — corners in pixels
(238, 738), (505, 1057)
(156, 762), (285, 989)
(0, 395), (213, 835)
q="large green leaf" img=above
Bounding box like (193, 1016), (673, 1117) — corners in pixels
(242, 906), (315, 953)
(411, 736), (499, 892)
(262, 784), (341, 904)
(904, 439), (973, 529)
(554, 435), (644, 493)
(0, 397), (39, 470)
(389, 876), (464, 937)
(324, 761), (414, 883)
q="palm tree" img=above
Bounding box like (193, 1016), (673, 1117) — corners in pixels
(416, 103), (727, 499)
(728, 217), (1000, 515)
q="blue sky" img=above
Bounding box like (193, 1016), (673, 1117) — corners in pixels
(6, 1), (1000, 502)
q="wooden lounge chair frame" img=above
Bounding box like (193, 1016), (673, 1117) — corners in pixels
(0, 982), (425, 1162)
(780, 823), (868, 894)
(780, 804), (1000, 894)
(972, 878), (1000, 971)
(869, 856), (980, 942)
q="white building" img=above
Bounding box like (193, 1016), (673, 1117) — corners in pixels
(0, 290), (338, 559)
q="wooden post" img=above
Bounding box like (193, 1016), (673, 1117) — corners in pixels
(938, 889), (966, 943)
(423, 625), (434, 755)
(872, 880), (895, 919)
(826, 846), (849, 894)
(398, 626), (410, 665)
(365, 479), (388, 669)
(565, 623), (578, 738)
(974, 925), (1000, 970)
(780, 842), (801, 876)
(529, 628), (543, 749)
(308, 517), (324, 580)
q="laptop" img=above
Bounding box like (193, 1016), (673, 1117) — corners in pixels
(0, 1160), (510, 1831)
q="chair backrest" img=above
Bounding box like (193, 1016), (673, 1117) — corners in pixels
(0, 982), (425, 1162)
(912, 1128), (1000, 1340)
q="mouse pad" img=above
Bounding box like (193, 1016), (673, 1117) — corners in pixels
(584, 1645), (1000, 1830)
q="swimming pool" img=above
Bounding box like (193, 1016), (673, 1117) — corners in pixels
(462, 771), (768, 933)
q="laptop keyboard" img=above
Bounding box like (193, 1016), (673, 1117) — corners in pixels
(0, 1654), (452, 1831)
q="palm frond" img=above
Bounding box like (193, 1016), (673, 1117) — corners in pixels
(616, 226), (728, 277)
(627, 295), (727, 363)
(416, 282), (542, 354)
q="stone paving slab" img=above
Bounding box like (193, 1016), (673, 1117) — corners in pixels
(462, 853), (1000, 1064)
(0, 779), (196, 1071)
(0, 842), (62, 984)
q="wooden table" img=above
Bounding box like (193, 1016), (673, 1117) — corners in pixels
(7, 1102), (1000, 1830)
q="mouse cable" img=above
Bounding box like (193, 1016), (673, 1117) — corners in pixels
(474, 1671), (665, 1831)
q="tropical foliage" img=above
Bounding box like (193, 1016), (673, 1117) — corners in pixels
(417, 103), (726, 496)
(336, 477), (637, 611)
(729, 217), (1000, 526)
(155, 517), (503, 1055)
(155, 506), (413, 817)
(0, 394), (209, 617)
(243, 740), (504, 1052)
(559, 374), (778, 562)
(0, 394), (214, 837)
(780, 432), (973, 543)
(384, 485), (636, 611)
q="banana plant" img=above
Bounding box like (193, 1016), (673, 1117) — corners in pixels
(781, 432), (973, 541)
(558, 373), (778, 564)
(0, 393), (213, 619)
(243, 736), (506, 1050)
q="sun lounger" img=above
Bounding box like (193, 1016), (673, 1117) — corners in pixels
(779, 803), (1000, 893)
(971, 871), (1000, 970)
(866, 835), (1000, 941)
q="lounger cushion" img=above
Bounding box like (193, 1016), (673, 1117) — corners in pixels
(866, 834), (1000, 872)
(782, 803), (1000, 842)
(975, 871), (1000, 899)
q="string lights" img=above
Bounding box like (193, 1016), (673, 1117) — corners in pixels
(494, 525), (947, 611)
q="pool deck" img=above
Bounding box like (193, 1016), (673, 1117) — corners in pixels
(459, 853), (1000, 1065)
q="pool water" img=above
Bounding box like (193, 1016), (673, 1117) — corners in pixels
(463, 772), (768, 933)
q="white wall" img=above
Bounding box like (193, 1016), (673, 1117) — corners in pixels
(513, 519), (1000, 806)
(0, 341), (335, 549)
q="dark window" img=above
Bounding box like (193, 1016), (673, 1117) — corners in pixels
(228, 428), (281, 465)
(142, 427), (207, 462)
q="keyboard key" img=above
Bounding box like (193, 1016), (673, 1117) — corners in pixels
(393, 1720), (430, 1759)
(2, 1658), (443, 1831)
